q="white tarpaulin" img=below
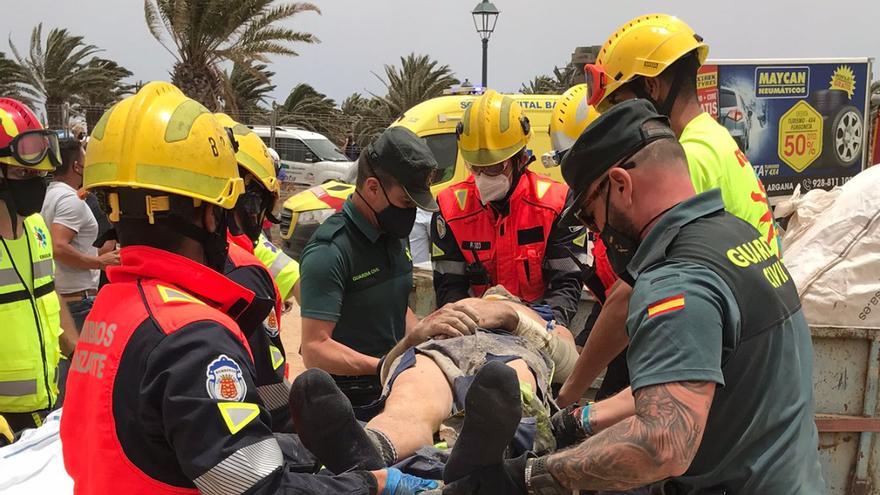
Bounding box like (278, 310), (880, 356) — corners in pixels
(0, 409), (72, 494)
(778, 165), (880, 327)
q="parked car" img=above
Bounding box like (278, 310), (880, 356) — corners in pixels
(250, 125), (355, 186)
(719, 86), (752, 151)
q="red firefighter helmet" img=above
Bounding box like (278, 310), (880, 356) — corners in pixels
(0, 98), (60, 171)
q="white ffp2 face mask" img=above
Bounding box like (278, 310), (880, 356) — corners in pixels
(474, 173), (511, 204)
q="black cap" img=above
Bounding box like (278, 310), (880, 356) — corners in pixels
(559, 99), (677, 226)
(366, 127), (439, 211)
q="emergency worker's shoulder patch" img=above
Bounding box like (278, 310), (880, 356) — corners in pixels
(206, 355), (247, 402)
(454, 188), (468, 211)
(156, 284), (205, 306)
(535, 180), (551, 199)
(647, 294), (686, 318)
(217, 402), (260, 434)
(264, 308), (279, 338)
(436, 215), (447, 238)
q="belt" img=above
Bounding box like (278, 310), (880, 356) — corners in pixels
(59, 289), (98, 300)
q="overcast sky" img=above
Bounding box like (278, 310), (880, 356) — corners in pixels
(5, 0), (880, 104)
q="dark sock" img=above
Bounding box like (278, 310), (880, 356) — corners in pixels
(289, 369), (384, 473)
(443, 361), (522, 483)
(365, 427), (397, 466)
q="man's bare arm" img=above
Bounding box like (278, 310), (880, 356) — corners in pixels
(556, 280), (632, 407)
(58, 298), (79, 357)
(546, 380), (715, 491)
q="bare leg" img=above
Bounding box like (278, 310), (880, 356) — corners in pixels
(506, 358), (536, 394)
(367, 356), (537, 461)
(366, 354), (453, 460)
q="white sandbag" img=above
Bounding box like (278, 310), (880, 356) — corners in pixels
(781, 166), (880, 328)
(0, 409), (73, 494)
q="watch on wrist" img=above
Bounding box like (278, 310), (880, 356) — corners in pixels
(525, 456), (568, 495)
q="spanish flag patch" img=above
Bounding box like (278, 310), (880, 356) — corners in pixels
(647, 294), (685, 318)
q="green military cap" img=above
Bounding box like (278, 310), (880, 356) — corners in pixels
(559, 99), (677, 226)
(366, 127), (439, 211)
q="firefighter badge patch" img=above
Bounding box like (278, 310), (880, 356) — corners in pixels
(264, 308), (280, 338)
(206, 355), (247, 402)
(436, 215), (447, 239)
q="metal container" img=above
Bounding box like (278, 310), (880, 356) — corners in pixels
(812, 326), (880, 494)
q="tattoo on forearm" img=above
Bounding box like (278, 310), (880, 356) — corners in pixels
(587, 404), (598, 434)
(547, 381), (714, 491)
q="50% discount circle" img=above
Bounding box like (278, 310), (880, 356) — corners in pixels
(777, 100), (823, 173)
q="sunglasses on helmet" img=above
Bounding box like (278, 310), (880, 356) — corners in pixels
(0, 129), (61, 169)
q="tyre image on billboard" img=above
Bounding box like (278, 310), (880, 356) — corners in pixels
(697, 60), (872, 197)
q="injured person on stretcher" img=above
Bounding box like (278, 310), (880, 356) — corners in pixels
(289, 286), (585, 480)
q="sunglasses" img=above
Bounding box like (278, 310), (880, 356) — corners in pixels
(573, 160), (638, 231)
(574, 176), (610, 232)
(0, 130), (61, 169)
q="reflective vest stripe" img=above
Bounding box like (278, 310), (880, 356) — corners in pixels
(268, 253), (288, 278)
(32, 259), (53, 279)
(0, 268), (19, 286)
(0, 281), (55, 303)
(433, 260), (467, 275)
(0, 214), (61, 413)
(545, 256), (582, 272)
(256, 382), (290, 411)
(0, 379), (38, 396)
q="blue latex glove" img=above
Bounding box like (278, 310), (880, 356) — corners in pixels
(382, 467), (440, 495)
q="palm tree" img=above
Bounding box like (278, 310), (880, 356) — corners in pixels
(9, 24), (115, 126)
(225, 62), (276, 122)
(521, 64), (579, 94)
(144, 0), (320, 110)
(278, 83), (341, 138)
(373, 53), (459, 117)
(520, 75), (557, 95)
(338, 92), (386, 147)
(0, 52), (35, 104)
(78, 58), (134, 131)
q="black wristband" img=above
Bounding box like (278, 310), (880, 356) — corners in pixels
(525, 456), (568, 495)
(375, 355), (386, 376)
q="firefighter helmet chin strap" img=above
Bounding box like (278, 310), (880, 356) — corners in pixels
(0, 165), (20, 238)
(109, 190), (231, 273)
(162, 210), (230, 273)
(632, 62), (688, 117)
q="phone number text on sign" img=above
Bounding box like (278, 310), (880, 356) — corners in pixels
(777, 100), (823, 173)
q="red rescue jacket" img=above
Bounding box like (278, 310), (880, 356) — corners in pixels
(61, 246), (255, 495)
(437, 169), (568, 302)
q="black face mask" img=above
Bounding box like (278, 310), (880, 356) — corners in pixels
(203, 208), (232, 272)
(232, 187), (271, 243)
(166, 206), (231, 273)
(599, 185), (640, 286)
(358, 180), (416, 239)
(1, 176), (48, 217)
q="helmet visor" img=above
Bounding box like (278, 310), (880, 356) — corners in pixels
(1, 130), (61, 168)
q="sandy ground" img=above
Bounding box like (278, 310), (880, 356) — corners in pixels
(280, 302), (307, 379)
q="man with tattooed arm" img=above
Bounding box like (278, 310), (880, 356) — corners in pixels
(440, 100), (824, 494)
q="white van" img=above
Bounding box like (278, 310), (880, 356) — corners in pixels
(249, 125), (355, 186)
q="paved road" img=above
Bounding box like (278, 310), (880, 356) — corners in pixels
(280, 302), (307, 379)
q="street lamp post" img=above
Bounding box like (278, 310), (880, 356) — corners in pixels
(471, 0), (499, 88)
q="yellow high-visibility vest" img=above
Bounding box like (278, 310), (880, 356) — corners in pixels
(254, 234), (300, 301)
(0, 214), (61, 413)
